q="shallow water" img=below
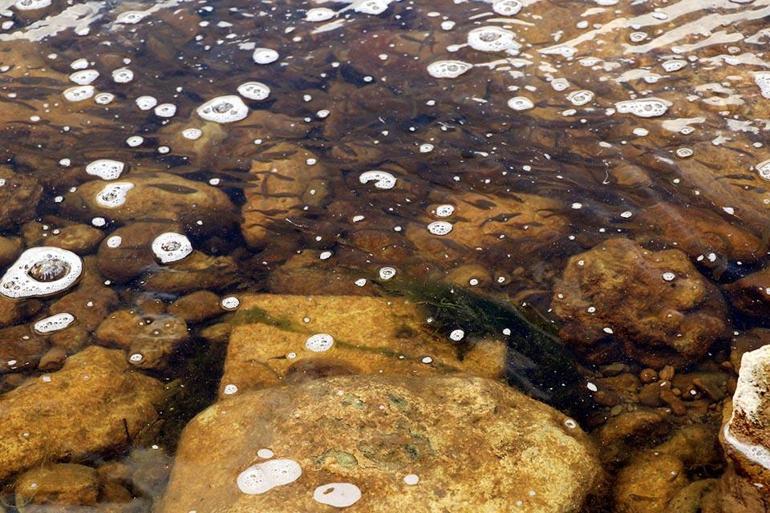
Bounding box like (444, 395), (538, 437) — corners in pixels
(1, 0), (770, 510)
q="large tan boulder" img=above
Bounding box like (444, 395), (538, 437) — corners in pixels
(219, 294), (506, 397)
(0, 346), (165, 480)
(552, 238), (728, 368)
(159, 375), (602, 513)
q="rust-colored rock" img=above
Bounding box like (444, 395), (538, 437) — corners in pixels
(159, 375), (602, 513)
(15, 464), (99, 506)
(0, 167), (42, 230)
(726, 267), (770, 318)
(0, 346), (165, 480)
(552, 238), (728, 368)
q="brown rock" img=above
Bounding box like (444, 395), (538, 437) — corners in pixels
(219, 294), (506, 398)
(267, 251), (370, 296)
(552, 238), (728, 368)
(0, 294), (42, 328)
(0, 235), (22, 267)
(726, 267), (770, 317)
(158, 375), (602, 513)
(96, 222), (180, 283)
(22, 222), (104, 255)
(95, 310), (189, 369)
(594, 409), (668, 465)
(730, 328), (770, 371)
(241, 143), (328, 248)
(0, 325), (48, 374)
(169, 290), (222, 323)
(0, 167), (42, 230)
(0, 346), (165, 480)
(61, 172), (236, 235)
(16, 464), (99, 506)
(142, 251), (238, 294)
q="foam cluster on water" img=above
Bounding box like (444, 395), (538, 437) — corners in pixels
(236, 459), (302, 495)
(467, 26), (520, 53)
(427, 221), (453, 236)
(491, 0), (522, 16)
(359, 170), (397, 190)
(507, 96), (534, 111)
(305, 333), (334, 352)
(615, 98), (671, 118)
(33, 312), (75, 334)
(151, 232), (193, 264)
(96, 182), (134, 208)
(754, 72), (770, 99)
(237, 82), (270, 101)
(63, 86), (94, 102)
(69, 69), (98, 85)
(353, 0), (392, 15)
(306, 7), (335, 21)
(252, 48), (279, 64)
(86, 159), (125, 180)
(313, 483), (362, 508)
(0, 247), (83, 299)
(197, 95), (249, 123)
(427, 60), (472, 79)
(14, 0), (51, 11)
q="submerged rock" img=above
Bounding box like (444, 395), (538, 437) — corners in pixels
(0, 346), (165, 481)
(0, 167), (43, 230)
(219, 294), (506, 397)
(725, 266), (770, 318)
(159, 375), (602, 513)
(15, 464), (99, 506)
(719, 345), (770, 512)
(552, 238), (728, 368)
(142, 251), (238, 294)
(241, 143), (328, 248)
(95, 310), (189, 370)
(61, 172), (236, 235)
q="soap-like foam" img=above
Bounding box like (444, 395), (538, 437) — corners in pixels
(615, 98), (671, 118)
(359, 170), (397, 190)
(33, 312), (75, 334)
(95, 182), (134, 208)
(151, 232), (193, 264)
(0, 247), (83, 299)
(237, 459), (302, 495)
(237, 82), (271, 101)
(86, 159), (125, 180)
(313, 483), (362, 508)
(427, 60), (472, 79)
(197, 95), (249, 123)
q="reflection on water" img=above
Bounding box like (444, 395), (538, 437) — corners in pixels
(2, 0), (770, 511)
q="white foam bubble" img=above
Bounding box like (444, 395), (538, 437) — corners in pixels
(435, 204), (454, 217)
(252, 48), (279, 64)
(94, 92), (115, 105)
(237, 459), (302, 495)
(63, 85), (94, 102)
(449, 329), (465, 341)
(14, 0), (51, 10)
(86, 159), (125, 180)
(427, 60), (472, 79)
(115, 10), (149, 24)
(106, 235), (122, 248)
(237, 81), (270, 101)
(467, 26), (520, 53)
(154, 103), (177, 118)
(507, 96), (534, 111)
(492, 0), (522, 16)
(0, 247), (83, 299)
(661, 59), (687, 73)
(427, 221), (453, 236)
(567, 90), (594, 106)
(379, 266), (396, 280)
(353, 0), (391, 15)
(182, 128), (203, 140)
(126, 136), (143, 147)
(135, 95), (157, 110)
(95, 182), (134, 208)
(615, 98), (671, 118)
(221, 296), (240, 310)
(306, 7), (335, 21)
(313, 483), (362, 508)
(151, 232), (193, 264)
(359, 170), (396, 190)
(756, 160), (770, 181)
(754, 72), (770, 99)
(33, 312), (75, 334)
(112, 67), (134, 83)
(305, 333), (334, 352)
(197, 95), (249, 123)
(69, 69), (98, 85)
(403, 474), (420, 485)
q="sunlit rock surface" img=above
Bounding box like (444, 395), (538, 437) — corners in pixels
(160, 375), (602, 513)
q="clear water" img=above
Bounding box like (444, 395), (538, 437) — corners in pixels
(2, 0), (770, 510)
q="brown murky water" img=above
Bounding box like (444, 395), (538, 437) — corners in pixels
(2, 0), (770, 511)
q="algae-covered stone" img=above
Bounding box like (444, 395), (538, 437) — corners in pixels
(219, 294), (506, 397)
(15, 464), (99, 506)
(0, 346), (165, 480)
(159, 375), (602, 513)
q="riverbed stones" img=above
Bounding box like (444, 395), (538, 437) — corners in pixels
(61, 172), (236, 235)
(219, 294), (506, 397)
(158, 375), (602, 513)
(552, 238), (728, 368)
(0, 346), (165, 481)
